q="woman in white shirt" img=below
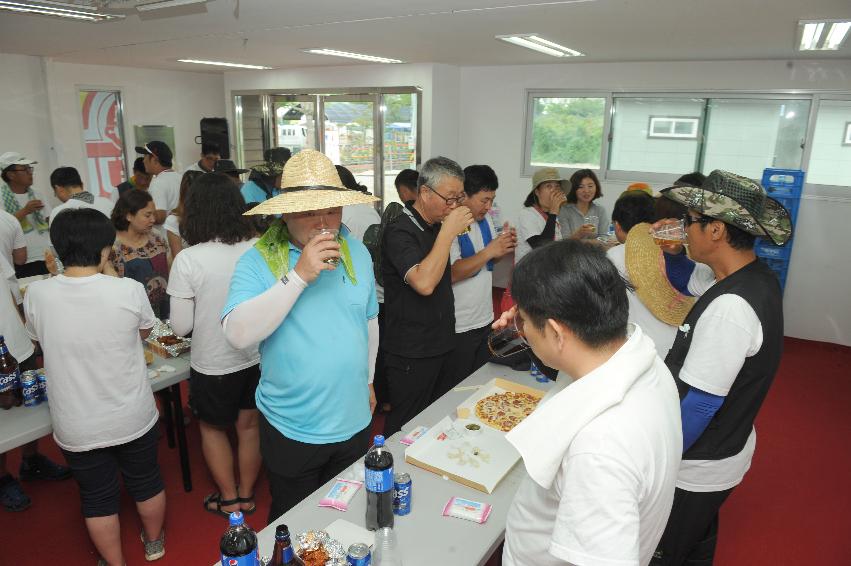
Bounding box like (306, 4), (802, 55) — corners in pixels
(515, 167), (566, 263)
(25, 208), (166, 565)
(163, 170), (203, 258)
(166, 173), (261, 518)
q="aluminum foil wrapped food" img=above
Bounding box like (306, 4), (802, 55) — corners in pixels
(146, 319), (191, 357)
(295, 530), (347, 566)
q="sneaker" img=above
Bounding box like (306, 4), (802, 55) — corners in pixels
(140, 530), (165, 561)
(19, 453), (72, 481)
(0, 475), (32, 512)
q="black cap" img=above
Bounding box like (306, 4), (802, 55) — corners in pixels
(135, 141), (173, 167)
(263, 147), (291, 165)
(274, 524), (291, 539)
(213, 159), (248, 175)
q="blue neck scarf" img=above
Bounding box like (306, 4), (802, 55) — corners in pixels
(458, 218), (494, 274)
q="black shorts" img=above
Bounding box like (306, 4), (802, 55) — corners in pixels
(61, 425), (164, 518)
(189, 364), (261, 427)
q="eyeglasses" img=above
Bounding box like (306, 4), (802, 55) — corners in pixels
(8, 166), (33, 173)
(683, 214), (714, 227)
(427, 185), (466, 206)
(514, 313), (527, 344)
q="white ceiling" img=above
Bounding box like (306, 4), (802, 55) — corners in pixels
(0, 0), (849, 72)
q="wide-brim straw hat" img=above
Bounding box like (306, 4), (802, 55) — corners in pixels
(625, 222), (695, 327)
(245, 149), (378, 215)
(661, 169), (792, 246)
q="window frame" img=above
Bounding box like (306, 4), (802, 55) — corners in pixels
(647, 116), (701, 139)
(799, 94), (851, 199)
(521, 89), (612, 178)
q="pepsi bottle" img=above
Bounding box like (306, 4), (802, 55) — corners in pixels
(220, 511), (259, 566)
(0, 335), (22, 410)
(365, 435), (394, 530)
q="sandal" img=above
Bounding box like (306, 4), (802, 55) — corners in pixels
(237, 493), (256, 515)
(203, 492), (240, 519)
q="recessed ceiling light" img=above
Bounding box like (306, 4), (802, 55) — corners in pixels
(137, 0), (208, 12)
(798, 20), (851, 51)
(177, 59), (273, 70)
(301, 49), (403, 64)
(496, 34), (584, 57)
(0, 1), (123, 21)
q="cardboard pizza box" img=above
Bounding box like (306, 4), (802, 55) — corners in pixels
(405, 416), (520, 494)
(456, 378), (546, 433)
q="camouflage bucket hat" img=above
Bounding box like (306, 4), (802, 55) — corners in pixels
(251, 161), (284, 178)
(660, 170), (792, 246)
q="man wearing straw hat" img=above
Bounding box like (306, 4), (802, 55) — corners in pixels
(222, 149), (380, 521)
(650, 170), (792, 565)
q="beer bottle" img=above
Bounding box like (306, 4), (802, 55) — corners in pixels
(0, 335), (22, 410)
(271, 524), (304, 566)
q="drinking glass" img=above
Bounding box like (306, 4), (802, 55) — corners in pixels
(308, 227), (340, 265)
(583, 215), (599, 235)
(651, 219), (686, 245)
(487, 325), (529, 357)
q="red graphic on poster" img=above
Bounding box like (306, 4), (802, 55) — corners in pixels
(80, 91), (126, 199)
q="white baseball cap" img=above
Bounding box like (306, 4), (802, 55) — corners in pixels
(0, 152), (38, 172)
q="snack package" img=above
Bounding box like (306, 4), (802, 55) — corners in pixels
(400, 425), (429, 446)
(442, 496), (492, 524)
(319, 479), (363, 511)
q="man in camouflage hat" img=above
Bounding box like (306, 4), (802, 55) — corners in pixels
(650, 170), (792, 565)
(240, 160), (284, 205)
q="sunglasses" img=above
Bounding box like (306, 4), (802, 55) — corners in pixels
(8, 166), (33, 173)
(683, 214), (715, 227)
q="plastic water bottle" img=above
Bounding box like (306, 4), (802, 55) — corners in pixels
(607, 222), (615, 240)
(365, 435), (394, 530)
(220, 511), (259, 566)
(373, 527), (403, 566)
(530, 361), (548, 383)
(489, 202), (502, 233)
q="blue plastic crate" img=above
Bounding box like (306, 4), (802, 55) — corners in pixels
(755, 238), (793, 260)
(760, 257), (789, 274)
(772, 195), (801, 224)
(761, 168), (804, 198)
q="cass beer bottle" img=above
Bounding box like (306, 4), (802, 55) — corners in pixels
(0, 335), (22, 410)
(271, 524), (304, 566)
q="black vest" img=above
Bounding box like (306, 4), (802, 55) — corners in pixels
(665, 259), (783, 461)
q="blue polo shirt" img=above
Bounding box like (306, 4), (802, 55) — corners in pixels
(222, 230), (378, 444)
(240, 180), (279, 204)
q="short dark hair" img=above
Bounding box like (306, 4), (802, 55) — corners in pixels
(654, 196), (687, 222)
(264, 147), (292, 164)
(723, 222), (756, 250)
(675, 172), (706, 187)
(463, 165), (499, 196)
(111, 189), (153, 231)
(201, 141), (221, 156)
(612, 192), (655, 233)
(132, 157), (147, 174)
(335, 165), (368, 193)
(50, 208), (115, 268)
(566, 169), (602, 203)
(181, 173), (255, 246)
(394, 169), (419, 191)
(512, 240), (628, 348)
(50, 166), (83, 189)
(173, 170), (205, 217)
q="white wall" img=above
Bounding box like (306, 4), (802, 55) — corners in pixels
(0, 53), (225, 205)
(458, 59), (851, 347)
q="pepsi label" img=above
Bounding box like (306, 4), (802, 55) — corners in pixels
(365, 468), (393, 492)
(220, 551), (258, 566)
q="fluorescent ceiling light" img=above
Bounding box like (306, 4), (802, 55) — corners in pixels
(177, 59), (272, 70)
(496, 34), (584, 57)
(0, 1), (123, 21)
(301, 49), (403, 64)
(798, 20), (851, 51)
(137, 0), (207, 12)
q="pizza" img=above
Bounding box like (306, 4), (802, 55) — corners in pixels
(474, 391), (540, 432)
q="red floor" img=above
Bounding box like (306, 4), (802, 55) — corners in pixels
(1, 337), (850, 565)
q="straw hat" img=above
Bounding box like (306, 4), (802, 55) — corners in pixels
(661, 170), (792, 246)
(244, 149), (378, 215)
(625, 222), (695, 326)
(530, 167), (567, 191)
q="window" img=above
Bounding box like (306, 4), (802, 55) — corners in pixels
(648, 116), (700, 139)
(845, 122), (851, 146)
(807, 99), (851, 186)
(523, 94), (607, 175)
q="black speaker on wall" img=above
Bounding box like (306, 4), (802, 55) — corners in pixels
(195, 117), (230, 159)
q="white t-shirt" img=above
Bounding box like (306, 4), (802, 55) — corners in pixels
(163, 213), (180, 237)
(515, 206), (562, 264)
(0, 255), (21, 305)
(450, 216), (496, 333)
(148, 170), (181, 213)
(167, 239), (260, 375)
(24, 274), (158, 452)
(677, 293), (763, 492)
(342, 204), (381, 242)
(0, 276), (33, 362)
(607, 244), (678, 358)
(504, 325), (681, 566)
(12, 192), (52, 264)
(49, 196), (114, 227)
(0, 209), (25, 267)
(184, 161), (207, 173)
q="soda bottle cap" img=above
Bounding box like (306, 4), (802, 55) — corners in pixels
(373, 435), (385, 447)
(275, 524), (290, 538)
(228, 511), (244, 526)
